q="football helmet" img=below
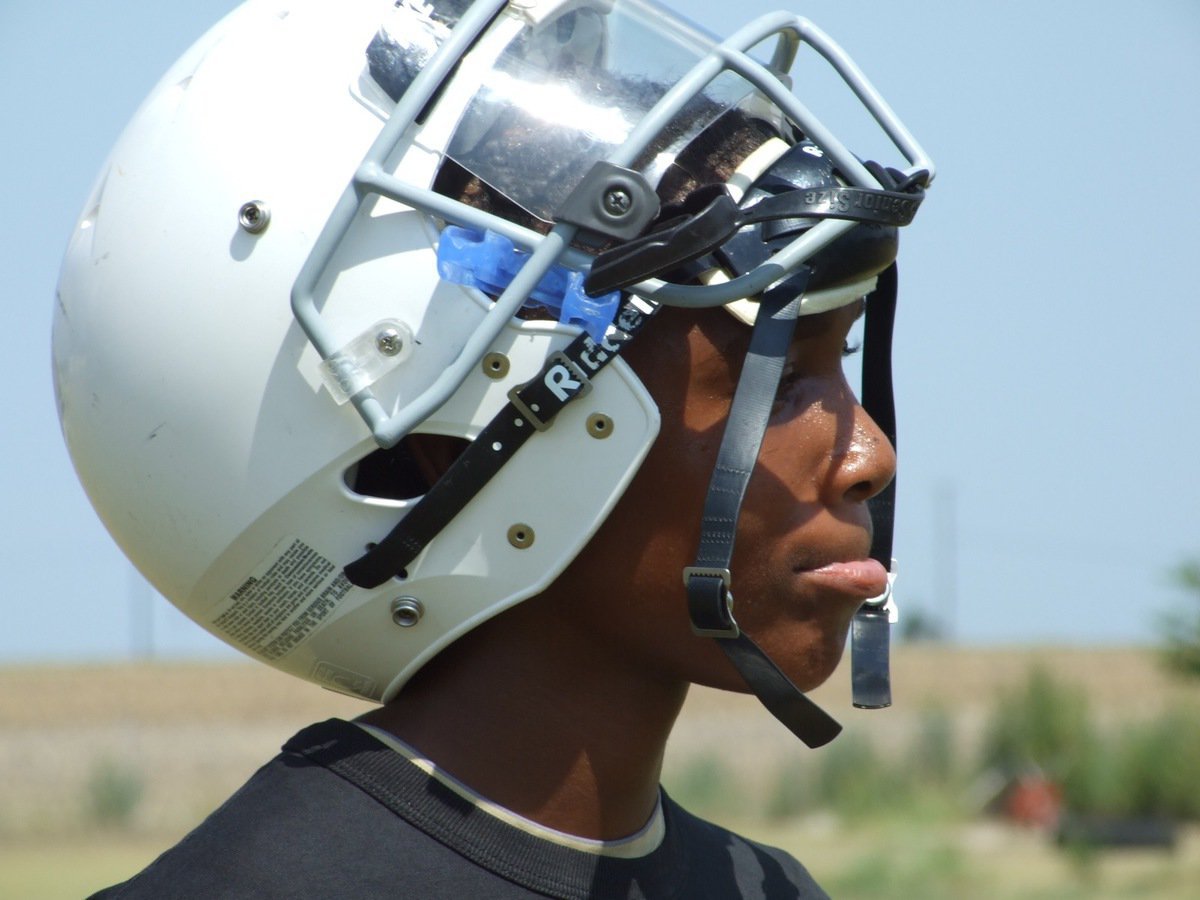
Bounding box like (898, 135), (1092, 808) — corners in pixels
(54, 0), (932, 744)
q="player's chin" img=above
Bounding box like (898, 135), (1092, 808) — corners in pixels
(687, 612), (854, 696)
(751, 611), (855, 693)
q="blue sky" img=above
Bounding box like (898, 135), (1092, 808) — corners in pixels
(3, 0), (1198, 662)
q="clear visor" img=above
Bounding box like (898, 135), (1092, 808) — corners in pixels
(366, 0), (753, 221)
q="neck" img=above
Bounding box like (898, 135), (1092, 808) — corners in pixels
(359, 590), (689, 840)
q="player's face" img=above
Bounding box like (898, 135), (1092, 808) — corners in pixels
(557, 300), (895, 693)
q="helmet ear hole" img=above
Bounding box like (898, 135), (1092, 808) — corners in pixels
(346, 435), (470, 501)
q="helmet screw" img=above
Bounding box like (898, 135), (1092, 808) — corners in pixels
(602, 187), (633, 218)
(376, 328), (404, 357)
(507, 524), (535, 549)
(481, 352), (510, 380)
(237, 200), (270, 234)
(586, 413), (613, 439)
(391, 597), (424, 628)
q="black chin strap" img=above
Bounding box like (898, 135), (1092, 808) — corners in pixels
(851, 263), (898, 709)
(344, 295), (660, 589)
(683, 270), (843, 749)
(685, 265), (903, 746)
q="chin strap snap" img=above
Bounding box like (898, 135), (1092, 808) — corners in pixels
(851, 565), (896, 709)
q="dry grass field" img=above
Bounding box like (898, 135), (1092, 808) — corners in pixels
(2, 645), (1198, 897)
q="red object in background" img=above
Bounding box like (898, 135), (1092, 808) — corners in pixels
(1005, 775), (1063, 828)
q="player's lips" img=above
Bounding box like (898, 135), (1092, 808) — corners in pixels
(798, 557), (890, 599)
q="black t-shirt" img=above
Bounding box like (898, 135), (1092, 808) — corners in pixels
(90, 719), (828, 899)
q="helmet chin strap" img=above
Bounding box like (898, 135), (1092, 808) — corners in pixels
(683, 269), (844, 749)
(684, 265), (900, 748)
(852, 263), (899, 710)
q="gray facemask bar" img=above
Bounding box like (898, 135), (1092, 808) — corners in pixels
(290, 0), (934, 451)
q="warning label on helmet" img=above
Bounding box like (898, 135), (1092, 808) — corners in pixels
(212, 538), (352, 661)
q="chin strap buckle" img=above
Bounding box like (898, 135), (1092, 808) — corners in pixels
(683, 567), (740, 638)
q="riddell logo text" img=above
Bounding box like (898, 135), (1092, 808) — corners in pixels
(541, 352), (591, 403)
(544, 363), (584, 402)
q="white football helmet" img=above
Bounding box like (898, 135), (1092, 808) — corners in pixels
(54, 0), (932, 729)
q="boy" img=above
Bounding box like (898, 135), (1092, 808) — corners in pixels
(54, 0), (933, 895)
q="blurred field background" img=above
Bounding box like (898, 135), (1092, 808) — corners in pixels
(3, 645), (1199, 898)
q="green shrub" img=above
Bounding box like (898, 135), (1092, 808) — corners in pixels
(979, 665), (1094, 782)
(908, 707), (958, 788)
(1159, 559), (1200, 679)
(811, 732), (926, 819)
(664, 752), (747, 819)
(763, 757), (815, 821)
(763, 710), (965, 822)
(979, 665), (1200, 822)
(1055, 709), (1200, 821)
(826, 834), (967, 900)
(1059, 736), (1122, 817)
(1107, 711), (1200, 819)
(86, 757), (144, 828)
